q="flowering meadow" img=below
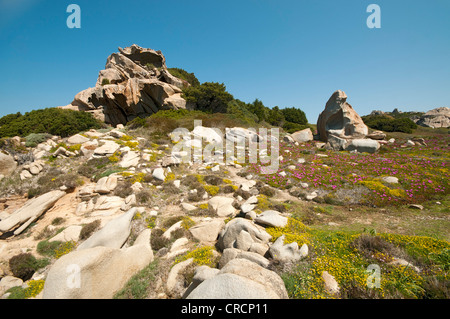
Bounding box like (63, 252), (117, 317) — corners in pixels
(242, 132), (450, 298)
(247, 134), (449, 207)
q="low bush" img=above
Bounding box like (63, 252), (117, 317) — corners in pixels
(182, 82), (234, 114)
(0, 108), (105, 138)
(9, 253), (49, 281)
(79, 220), (101, 240)
(362, 114), (417, 133)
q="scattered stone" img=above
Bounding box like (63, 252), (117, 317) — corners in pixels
(269, 235), (307, 263)
(367, 130), (386, 140)
(388, 257), (421, 272)
(322, 271), (340, 295)
(152, 167), (166, 181)
(0, 276), (23, 293)
(20, 169), (33, 180)
(189, 219), (225, 243)
(291, 128), (313, 143)
(119, 151), (140, 168)
(94, 140), (120, 156)
(49, 225), (82, 242)
(408, 204), (424, 210)
(306, 191), (318, 201)
(67, 134), (90, 144)
(254, 210), (288, 228)
(94, 175), (118, 194)
(405, 140), (415, 146)
(181, 203), (197, 212)
(121, 194), (136, 211)
(208, 196), (237, 217)
(345, 139), (380, 154)
(381, 176), (399, 184)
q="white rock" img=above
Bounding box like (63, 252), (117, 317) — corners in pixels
(189, 219), (225, 243)
(77, 208), (137, 250)
(119, 151), (140, 168)
(94, 175), (118, 194)
(152, 167), (166, 181)
(94, 140), (120, 155)
(381, 176), (399, 184)
(49, 225), (82, 242)
(67, 134), (90, 144)
(254, 210), (288, 228)
(208, 196), (237, 217)
(322, 271), (340, 295)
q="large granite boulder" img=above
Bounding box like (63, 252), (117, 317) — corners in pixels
(60, 44), (188, 126)
(317, 90), (368, 143)
(0, 151), (17, 177)
(42, 229), (153, 299)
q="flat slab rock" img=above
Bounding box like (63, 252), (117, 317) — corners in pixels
(254, 210), (288, 228)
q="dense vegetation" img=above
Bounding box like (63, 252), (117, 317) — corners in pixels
(165, 67), (309, 132)
(167, 68), (200, 87)
(362, 114), (418, 134)
(0, 108), (105, 138)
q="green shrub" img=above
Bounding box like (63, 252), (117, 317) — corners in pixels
(226, 99), (258, 125)
(0, 108), (105, 138)
(282, 121), (311, 134)
(9, 253), (49, 281)
(182, 82), (234, 113)
(247, 99), (269, 123)
(268, 106), (285, 126)
(101, 78), (110, 85)
(24, 133), (51, 147)
(361, 115), (417, 133)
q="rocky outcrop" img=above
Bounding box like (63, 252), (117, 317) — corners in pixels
(415, 107), (450, 128)
(0, 151), (17, 177)
(317, 90), (368, 143)
(61, 44), (188, 126)
(185, 258), (288, 299)
(0, 190), (66, 235)
(42, 229), (153, 299)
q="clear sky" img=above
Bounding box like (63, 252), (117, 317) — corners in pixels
(1, 0), (449, 123)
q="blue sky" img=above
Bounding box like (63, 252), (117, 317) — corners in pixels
(1, 0), (449, 123)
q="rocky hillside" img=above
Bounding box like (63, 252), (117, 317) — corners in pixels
(0, 46), (448, 300)
(0, 113), (448, 299)
(367, 107), (450, 129)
